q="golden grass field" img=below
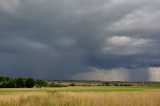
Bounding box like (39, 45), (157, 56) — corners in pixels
(0, 87), (160, 106)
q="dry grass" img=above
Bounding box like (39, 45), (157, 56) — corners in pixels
(0, 91), (160, 106)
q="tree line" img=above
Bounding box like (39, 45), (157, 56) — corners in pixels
(0, 75), (48, 88)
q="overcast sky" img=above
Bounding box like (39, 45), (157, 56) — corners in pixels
(0, 0), (160, 81)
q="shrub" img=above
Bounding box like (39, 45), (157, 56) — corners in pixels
(70, 83), (76, 86)
(48, 82), (67, 87)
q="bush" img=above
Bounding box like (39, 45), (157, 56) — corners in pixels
(70, 83), (76, 86)
(48, 82), (67, 87)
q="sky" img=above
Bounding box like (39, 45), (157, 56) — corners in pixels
(0, 0), (160, 81)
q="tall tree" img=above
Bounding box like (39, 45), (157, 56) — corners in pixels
(25, 78), (34, 88)
(15, 78), (25, 88)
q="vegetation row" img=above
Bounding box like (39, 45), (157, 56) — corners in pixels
(0, 75), (48, 88)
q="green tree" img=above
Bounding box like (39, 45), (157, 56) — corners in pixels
(7, 79), (16, 88)
(0, 81), (7, 88)
(15, 78), (25, 88)
(35, 80), (48, 87)
(0, 76), (9, 82)
(25, 78), (34, 88)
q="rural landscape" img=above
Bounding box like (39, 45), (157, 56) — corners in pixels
(1, 0), (160, 106)
(0, 75), (160, 106)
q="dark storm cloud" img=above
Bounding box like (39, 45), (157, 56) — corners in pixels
(0, 0), (160, 81)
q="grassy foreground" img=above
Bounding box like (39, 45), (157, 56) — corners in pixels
(0, 86), (160, 106)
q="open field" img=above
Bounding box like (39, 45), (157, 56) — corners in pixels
(0, 86), (160, 93)
(0, 86), (160, 106)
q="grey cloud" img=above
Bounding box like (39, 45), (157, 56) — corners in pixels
(0, 0), (160, 81)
